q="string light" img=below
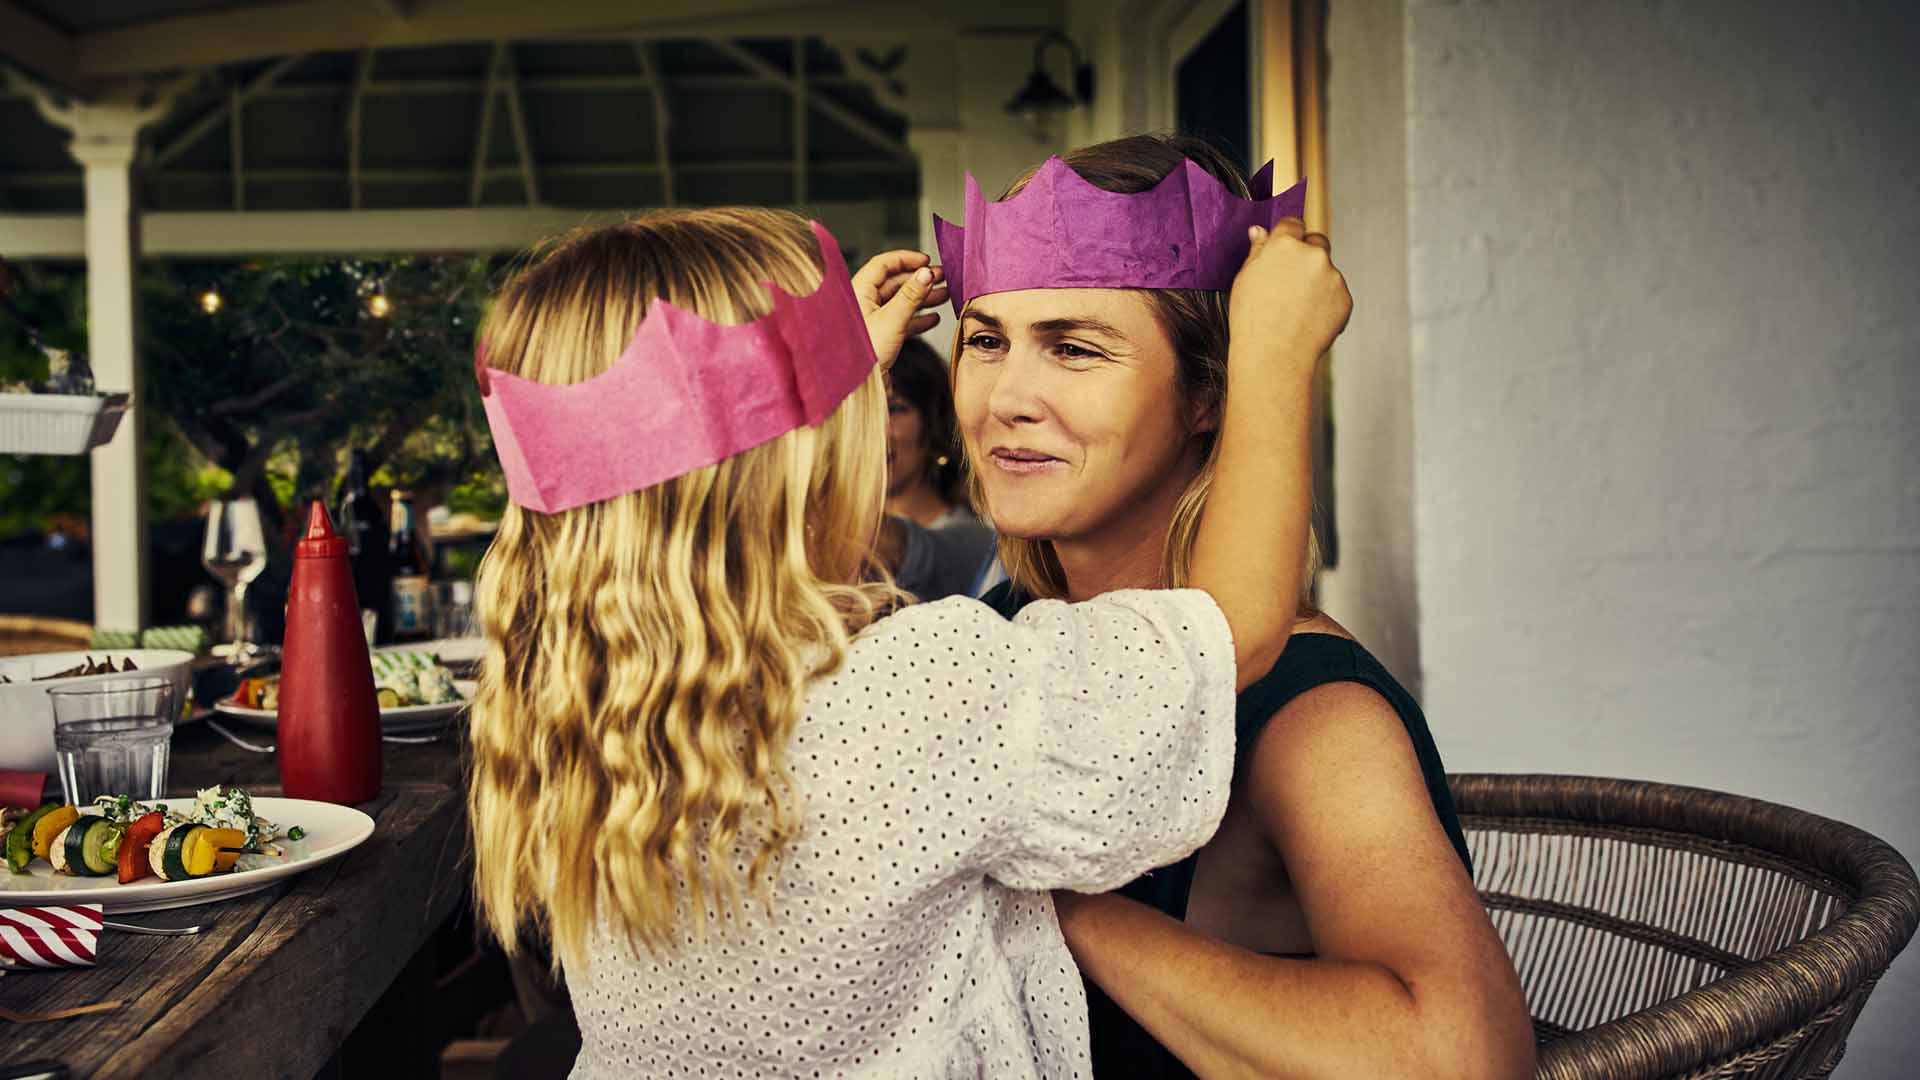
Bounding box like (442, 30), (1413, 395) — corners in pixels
(368, 293), (392, 318)
(199, 289), (223, 314)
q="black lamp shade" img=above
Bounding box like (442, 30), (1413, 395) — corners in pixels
(1005, 69), (1079, 116)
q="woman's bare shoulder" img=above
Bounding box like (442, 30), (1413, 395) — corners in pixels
(1288, 610), (1356, 642)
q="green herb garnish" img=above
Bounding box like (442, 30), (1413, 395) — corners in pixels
(287, 826), (306, 841)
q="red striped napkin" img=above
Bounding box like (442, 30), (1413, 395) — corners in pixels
(0, 769), (48, 809)
(0, 903), (102, 970)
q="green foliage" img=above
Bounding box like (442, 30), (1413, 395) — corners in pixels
(0, 253), (504, 541)
(0, 454), (87, 538)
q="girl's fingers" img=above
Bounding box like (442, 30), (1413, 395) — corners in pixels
(853, 250), (933, 308)
(1302, 232), (1332, 253)
(874, 264), (946, 306)
(868, 267), (936, 367)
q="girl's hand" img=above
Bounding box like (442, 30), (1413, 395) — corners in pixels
(1228, 220), (1352, 367)
(852, 250), (949, 368)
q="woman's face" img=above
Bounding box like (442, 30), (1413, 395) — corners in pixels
(953, 288), (1206, 544)
(885, 383), (931, 499)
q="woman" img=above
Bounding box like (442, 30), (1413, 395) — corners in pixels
(882, 338), (997, 599)
(951, 135), (1534, 1078)
(468, 205), (1344, 1077)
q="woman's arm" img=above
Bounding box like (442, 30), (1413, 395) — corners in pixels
(1055, 683), (1535, 1080)
(1191, 225), (1350, 689)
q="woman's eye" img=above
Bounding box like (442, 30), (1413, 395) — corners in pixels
(1054, 343), (1102, 361)
(962, 333), (1005, 354)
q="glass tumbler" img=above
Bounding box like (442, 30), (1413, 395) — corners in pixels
(48, 676), (175, 804)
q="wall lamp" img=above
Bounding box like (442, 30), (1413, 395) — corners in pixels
(1004, 31), (1095, 120)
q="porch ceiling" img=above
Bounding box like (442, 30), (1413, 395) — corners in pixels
(0, 36), (921, 215)
(0, 0), (1061, 87)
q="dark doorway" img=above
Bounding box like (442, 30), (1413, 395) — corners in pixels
(1175, 3), (1251, 173)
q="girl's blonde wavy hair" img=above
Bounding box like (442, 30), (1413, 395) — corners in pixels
(468, 207), (896, 974)
(959, 134), (1319, 611)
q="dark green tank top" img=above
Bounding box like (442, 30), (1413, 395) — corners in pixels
(981, 583), (1471, 1078)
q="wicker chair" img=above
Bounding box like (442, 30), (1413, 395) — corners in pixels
(1451, 774), (1919, 1079)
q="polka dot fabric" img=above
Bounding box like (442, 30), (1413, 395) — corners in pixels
(565, 589), (1236, 1079)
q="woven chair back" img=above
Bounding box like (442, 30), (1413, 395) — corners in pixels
(1452, 775), (1918, 1080)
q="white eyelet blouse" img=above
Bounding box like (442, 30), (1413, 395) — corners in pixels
(565, 589), (1236, 1079)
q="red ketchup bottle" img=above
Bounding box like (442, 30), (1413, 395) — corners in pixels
(277, 501), (383, 804)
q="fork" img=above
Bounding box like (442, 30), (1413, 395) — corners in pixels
(103, 921), (204, 936)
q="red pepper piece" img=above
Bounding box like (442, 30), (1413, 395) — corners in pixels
(118, 810), (167, 884)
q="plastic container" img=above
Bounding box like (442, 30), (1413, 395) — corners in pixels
(0, 392), (130, 455)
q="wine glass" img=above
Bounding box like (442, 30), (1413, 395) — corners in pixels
(202, 496), (268, 658)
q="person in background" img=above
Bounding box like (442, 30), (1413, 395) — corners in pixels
(881, 338), (997, 600)
(953, 134), (1534, 1079)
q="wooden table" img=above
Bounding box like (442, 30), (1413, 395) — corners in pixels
(0, 721), (469, 1079)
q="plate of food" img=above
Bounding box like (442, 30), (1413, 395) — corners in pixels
(1, 786), (375, 914)
(215, 651), (473, 733)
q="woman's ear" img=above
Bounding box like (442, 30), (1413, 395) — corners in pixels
(1188, 396), (1221, 435)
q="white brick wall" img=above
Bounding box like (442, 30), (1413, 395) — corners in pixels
(1330, 0), (1920, 1069)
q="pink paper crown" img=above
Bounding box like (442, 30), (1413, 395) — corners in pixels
(477, 220), (877, 513)
(934, 156), (1307, 312)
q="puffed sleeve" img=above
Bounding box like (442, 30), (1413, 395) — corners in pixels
(848, 589), (1237, 893)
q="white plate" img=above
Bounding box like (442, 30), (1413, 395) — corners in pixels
(377, 639), (484, 666)
(0, 797), (375, 914)
(213, 680), (475, 731)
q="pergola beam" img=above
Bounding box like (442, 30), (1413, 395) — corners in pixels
(632, 42), (674, 206)
(707, 39), (911, 163)
(498, 44), (541, 206)
(153, 54), (302, 170)
(792, 37), (808, 205)
(346, 48), (375, 208)
(0, 201), (899, 257)
(467, 44), (503, 206)
(68, 0), (1063, 78)
(229, 83), (245, 209)
(0, 1), (81, 92)
(6, 160), (913, 189)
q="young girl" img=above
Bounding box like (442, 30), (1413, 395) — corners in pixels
(467, 205), (1346, 1077)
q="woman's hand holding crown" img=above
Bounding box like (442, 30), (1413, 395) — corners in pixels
(1229, 219), (1352, 369)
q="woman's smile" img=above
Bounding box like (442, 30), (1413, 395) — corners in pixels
(988, 446), (1067, 475)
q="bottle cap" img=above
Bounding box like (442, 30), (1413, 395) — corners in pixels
(295, 500), (349, 558)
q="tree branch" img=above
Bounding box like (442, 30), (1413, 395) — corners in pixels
(207, 370), (304, 417)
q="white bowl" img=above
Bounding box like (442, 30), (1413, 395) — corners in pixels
(0, 648), (195, 775)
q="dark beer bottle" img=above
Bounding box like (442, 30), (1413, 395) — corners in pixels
(337, 450), (391, 644)
(387, 490), (433, 642)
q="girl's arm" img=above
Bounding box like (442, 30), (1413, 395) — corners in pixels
(1192, 224), (1349, 689)
(1056, 684), (1535, 1080)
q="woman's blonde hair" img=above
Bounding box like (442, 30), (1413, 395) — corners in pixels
(468, 207), (896, 974)
(959, 134), (1319, 610)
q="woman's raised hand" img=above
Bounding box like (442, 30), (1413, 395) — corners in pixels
(1228, 220), (1352, 366)
(853, 250), (949, 369)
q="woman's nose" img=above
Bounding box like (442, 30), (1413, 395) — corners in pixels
(985, 350), (1048, 427)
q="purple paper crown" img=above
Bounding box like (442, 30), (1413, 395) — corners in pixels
(477, 220), (877, 513)
(934, 156), (1306, 312)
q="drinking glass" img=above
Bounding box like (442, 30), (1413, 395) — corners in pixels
(48, 676), (175, 804)
(431, 580), (475, 639)
(202, 496), (269, 654)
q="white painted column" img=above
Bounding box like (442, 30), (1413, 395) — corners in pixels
(68, 106), (150, 631)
